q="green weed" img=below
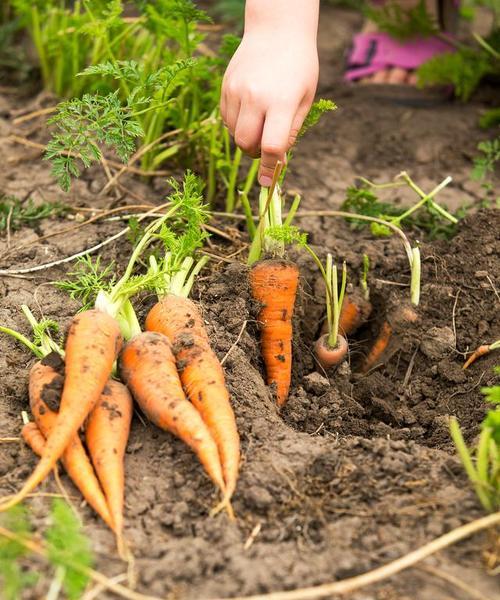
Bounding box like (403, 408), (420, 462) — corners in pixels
(0, 500), (94, 599)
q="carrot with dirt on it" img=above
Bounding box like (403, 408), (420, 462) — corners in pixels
(314, 256), (349, 370)
(246, 165), (300, 406)
(0, 308), (122, 511)
(143, 173), (240, 514)
(463, 340), (500, 369)
(26, 358), (114, 530)
(86, 379), (133, 557)
(0, 308), (114, 528)
(119, 332), (227, 504)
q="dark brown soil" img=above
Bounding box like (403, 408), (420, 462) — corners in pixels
(0, 5), (499, 600)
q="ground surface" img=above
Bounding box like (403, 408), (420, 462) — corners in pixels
(0, 5), (499, 600)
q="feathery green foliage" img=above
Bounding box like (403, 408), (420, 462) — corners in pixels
(56, 256), (116, 310)
(45, 500), (93, 600)
(364, 0), (438, 40)
(299, 99), (337, 138)
(0, 196), (68, 232)
(0, 501), (94, 599)
(471, 138), (500, 180)
(417, 46), (495, 102)
(0, 506), (37, 600)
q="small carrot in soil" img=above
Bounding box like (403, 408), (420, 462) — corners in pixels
(315, 333), (348, 370)
(119, 331), (228, 501)
(145, 301), (239, 512)
(360, 304), (418, 373)
(463, 340), (500, 369)
(86, 379), (133, 555)
(0, 309), (122, 511)
(360, 247), (421, 373)
(26, 359), (114, 529)
(249, 260), (299, 404)
(338, 292), (372, 336)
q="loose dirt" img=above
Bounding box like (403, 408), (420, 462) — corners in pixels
(0, 5), (498, 600)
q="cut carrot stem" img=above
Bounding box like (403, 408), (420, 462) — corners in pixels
(86, 379), (133, 557)
(145, 297), (240, 513)
(315, 334), (348, 370)
(0, 309), (122, 511)
(249, 259), (299, 407)
(119, 331), (228, 503)
(463, 340), (500, 369)
(25, 360), (114, 529)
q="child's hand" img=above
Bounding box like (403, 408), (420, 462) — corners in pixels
(221, 1), (319, 186)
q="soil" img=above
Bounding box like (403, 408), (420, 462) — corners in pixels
(0, 5), (499, 600)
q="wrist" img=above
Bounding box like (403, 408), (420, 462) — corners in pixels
(244, 0), (319, 39)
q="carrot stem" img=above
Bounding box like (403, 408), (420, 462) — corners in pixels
(449, 417), (493, 512)
(0, 326), (42, 358)
(410, 247), (421, 307)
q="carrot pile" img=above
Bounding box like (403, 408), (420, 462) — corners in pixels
(0, 174), (240, 555)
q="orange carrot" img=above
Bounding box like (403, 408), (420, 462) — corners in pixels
(145, 296), (240, 509)
(119, 331), (228, 501)
(21, 422), (46, 456)
(26, 360), (114, 529)
(339, 292), (372, 336)
(361, 304), (418, 373)
(463, 341), (500, 369)
(0, 309), (122, 510)
(249, 259), (299, 406)
(86, 380), (133, 554)
(315, 333), (348, 370)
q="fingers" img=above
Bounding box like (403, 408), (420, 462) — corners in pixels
(234, 103), (265, 158)
(259, 108), (296, 186)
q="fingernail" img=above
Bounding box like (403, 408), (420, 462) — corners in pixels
(259, 175), (272, 187)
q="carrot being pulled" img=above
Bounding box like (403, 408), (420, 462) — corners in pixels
(0, 309), (122, 511)
(119, 332), (227, 499)
(247, 170), (301, 406)
(250, 260), (299, 404)
(86, 379), (133, 555)
(26, 359), (114, 529)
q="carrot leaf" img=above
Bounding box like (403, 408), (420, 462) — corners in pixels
(45, 499), (93, 600)
(0, 506), (37, 600)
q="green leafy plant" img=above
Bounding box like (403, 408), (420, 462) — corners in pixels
(0, 505), (37, 600)
(46, 500), (93, 599)
(0, 500), (93, 598)
(471, 138), (500, 181)
(450, 367), (500, 512)
(417, 45), (497, 102)
(364, 0), (438, 40)
(341, 172), (461, 239)
(45, 59), (192, 191)
(0, 196), (68, 232)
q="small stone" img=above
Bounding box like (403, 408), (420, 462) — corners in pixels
(474, 270), (489, 279)
(246, 486), (273, 509)
(303, 372), (330, 395)
(420, 326), (455, 360)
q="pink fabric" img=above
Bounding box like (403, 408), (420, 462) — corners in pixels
(344, 32), (455, 81)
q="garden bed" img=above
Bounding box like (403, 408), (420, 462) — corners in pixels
(0, 5), (499, 600)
